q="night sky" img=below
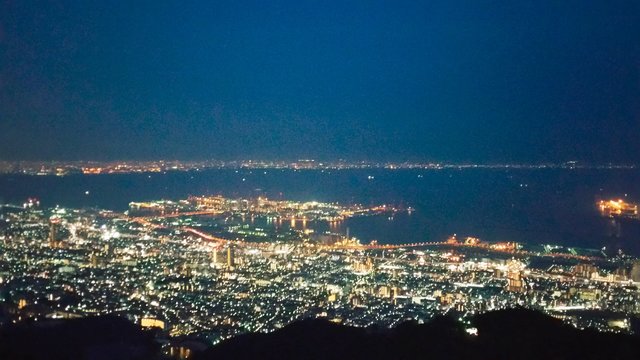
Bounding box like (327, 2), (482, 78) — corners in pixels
(1, 1), (639, 162)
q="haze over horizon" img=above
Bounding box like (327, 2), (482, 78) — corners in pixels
(1, 1), (639, 162)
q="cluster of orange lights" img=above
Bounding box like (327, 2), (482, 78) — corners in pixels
(598, 199), (638, 218)
(82, 167), (104, 174)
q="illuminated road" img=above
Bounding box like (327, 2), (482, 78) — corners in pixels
(322, 242), (601, 262)
(182, 227), (238, 245)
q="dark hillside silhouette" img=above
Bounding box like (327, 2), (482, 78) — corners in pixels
(198, 309), (640, 360)
(1, 309), (638, 359)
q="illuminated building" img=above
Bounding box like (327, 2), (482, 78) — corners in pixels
(631, 261), (640, 282)
(377, 285), (391, 298)
(573, 263), (598, 279)
(312, 233), (341, 245)
(18, 299), (27, 310)
(49, 219), (60, 248)
(227, 247), (234, 268)
(506, 260), (525, 292)
(464, 237), (480, 245)
(506, 271), (523, 292)
(141, 317), (167, 331)
(352, 258), (374, 274)
(128, 202), (166, 216)
(189, 195), (226, 210)
(181, 264), (192, 277)
(598, 199), (639, 219)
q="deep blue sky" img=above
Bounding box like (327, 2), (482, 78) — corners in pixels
(1, 1), (639, 162)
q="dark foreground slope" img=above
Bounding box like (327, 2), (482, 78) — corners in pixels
(199, 309), (640, 360)
(0, 309), (638, 360)
(0, 315), (159, 360)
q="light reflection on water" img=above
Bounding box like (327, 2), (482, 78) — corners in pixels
(1, 168), (639, 254)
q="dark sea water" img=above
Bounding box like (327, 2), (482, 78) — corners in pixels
(1, 168), (640, 255)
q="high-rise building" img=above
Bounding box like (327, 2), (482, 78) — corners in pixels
(49, 219), (59, 248)
(573, 263), (598, 279)
(506, 259), (525, 292)
(227, 247), (234, 268)
(506, 271), (524, 292)
(631, 261), (640, 282)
